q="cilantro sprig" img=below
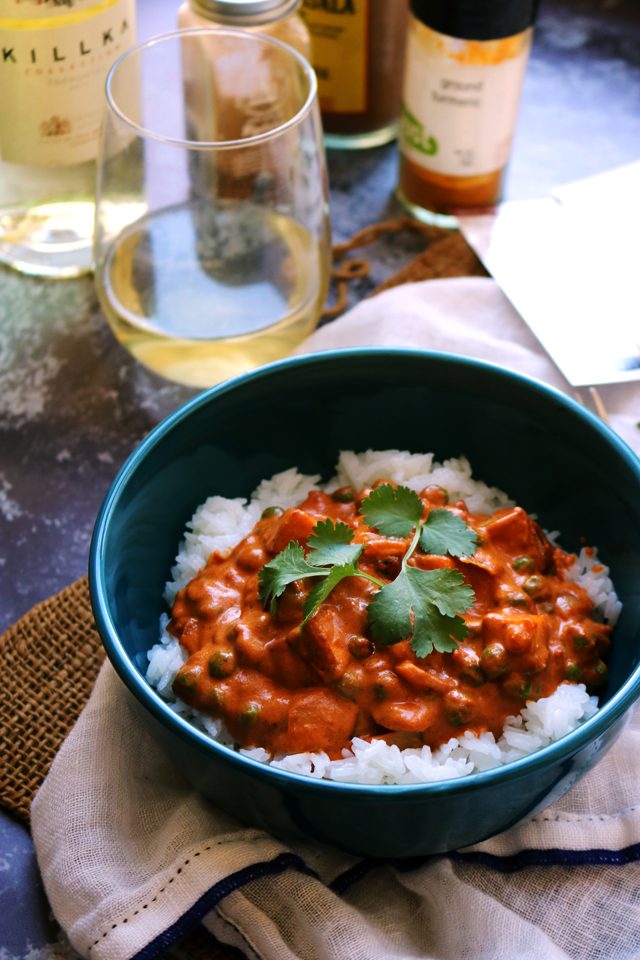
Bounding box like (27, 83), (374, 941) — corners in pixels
(258, 485), (479, 658)
(258, 519), (379, 623)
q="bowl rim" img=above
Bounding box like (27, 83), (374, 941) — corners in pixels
(90, 346), (640, 797)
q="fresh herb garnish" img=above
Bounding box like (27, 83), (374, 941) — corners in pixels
(259, 519), (376, 623)
(419, 508), (479, 558)
(359, 483), (423, 538)
(367, 566), (473, 657)
(258, 484), (479, 657)
(258, 541), (323, 617)
(307, 518), (363, 567)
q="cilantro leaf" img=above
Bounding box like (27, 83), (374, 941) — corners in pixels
(307, 518), (364, 568)
(419, 509), (479, 558)
(367, 566), (475, 657)
(302, 563), (359, 622)
(258, 541), (326, 617)
(359, 484), (423, 538)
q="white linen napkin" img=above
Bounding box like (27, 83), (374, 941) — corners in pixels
(31, 278), (640, 960)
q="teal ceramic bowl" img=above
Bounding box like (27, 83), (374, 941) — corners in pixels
(89, 349), (640, 858)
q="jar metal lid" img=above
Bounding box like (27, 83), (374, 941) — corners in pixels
(190, 0), (302, 25)
(410, 0), (539, 41)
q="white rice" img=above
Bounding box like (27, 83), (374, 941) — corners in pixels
(146, 449), (618, 784)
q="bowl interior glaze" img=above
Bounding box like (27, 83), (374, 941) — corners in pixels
(90, 349), (640, 855)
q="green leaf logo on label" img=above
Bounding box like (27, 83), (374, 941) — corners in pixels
(401, 103), (438, 156)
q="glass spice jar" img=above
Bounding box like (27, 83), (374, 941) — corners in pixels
(397, 0), (538, 218)
(300, 0), (410, 150)
(178, 0), (312, 61)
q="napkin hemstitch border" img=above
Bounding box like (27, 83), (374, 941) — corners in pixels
(125, 853), (319, 960)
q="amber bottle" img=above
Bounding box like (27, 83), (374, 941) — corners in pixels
(397, 0), (539, 216)
(300, 0), (410, 149)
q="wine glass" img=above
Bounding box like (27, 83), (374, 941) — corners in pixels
(94, 28), (331, 388)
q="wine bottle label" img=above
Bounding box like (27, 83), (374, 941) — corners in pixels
(401, 19), (532, 178)
(0, 0), (136, 167)
(299, 0), (369, 115)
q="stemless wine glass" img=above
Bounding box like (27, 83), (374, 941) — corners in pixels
(94, 28), (331, 388)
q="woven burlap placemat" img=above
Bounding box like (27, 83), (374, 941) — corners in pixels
(0, 576), (106, 823)
(0, 221), (484, 959)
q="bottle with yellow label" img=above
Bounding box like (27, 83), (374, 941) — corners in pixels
(300, 0), (410, 150)
(0, 0), (137, 277)
(397, 0), (538, 218)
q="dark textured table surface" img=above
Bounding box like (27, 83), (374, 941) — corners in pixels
(1, 0), (639, 956)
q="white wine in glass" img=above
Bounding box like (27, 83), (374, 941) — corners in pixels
(94, 29), (331, 388)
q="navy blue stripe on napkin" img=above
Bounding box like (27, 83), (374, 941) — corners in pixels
(330, 857), (430, 895)
(130, 853), (319, 960)
(449, 842), (640, 872)
(330, 843), (640, 894)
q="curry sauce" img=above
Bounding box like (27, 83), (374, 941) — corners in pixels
(169, 484), (610, 759)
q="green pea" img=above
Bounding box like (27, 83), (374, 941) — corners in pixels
(523, 575), (546, 597)
(435, 486), (449, 505)
(203, 686), (226, 713)
(172, 666), (201, 697)
(444, 690), (475, 726)
(573, 634), (590, 649)
(502, 674), (532, 701)
(513, 556), (536, 574)
(335, 670), (361, 701)
(261, 506), (283, 519)
(459, 664), (486, 687)
(539, 602), (555, 615)
(374, 669), (399, 699)
(481, 642), (509, 679)
(331, 486), (356, 503)
(208, 649), (236, 679)
(565, 662), (583, 682)
(592, 661), (608, 687)
(348, 635), (373, 660)
(507, 594), (530, 608)
(239, 703), (261, 725)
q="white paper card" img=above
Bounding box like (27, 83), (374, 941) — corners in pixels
(458, 162), (640, 386)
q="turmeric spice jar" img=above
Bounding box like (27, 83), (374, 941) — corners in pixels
(397, 0), (538, 216)
(300, 0), (410, 149)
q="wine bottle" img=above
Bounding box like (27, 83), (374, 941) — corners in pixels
(0, 0), (137, 278)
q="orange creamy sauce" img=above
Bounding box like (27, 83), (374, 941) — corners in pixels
(169, 484), (611, 759)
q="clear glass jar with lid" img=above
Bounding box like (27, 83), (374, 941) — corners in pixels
(178, 0), (312, 61)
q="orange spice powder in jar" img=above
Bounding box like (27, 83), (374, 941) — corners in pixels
(397, 0), (538, 216)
